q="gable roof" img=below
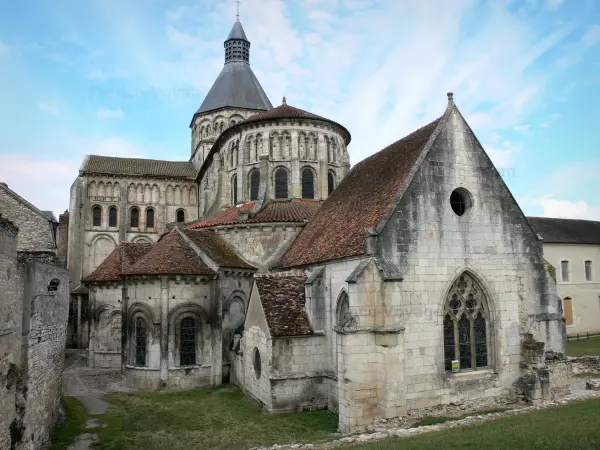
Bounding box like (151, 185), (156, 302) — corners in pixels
(254, 274), (313, 337)
(127, 230), (215, 276)
(527, 217), (600, 245)
(80, 155), (197, 179)
(180, 229), (255, 270)
(84, 242), (154, 282)
(188, 199), (322, 229)
(278, 117), (442, 268)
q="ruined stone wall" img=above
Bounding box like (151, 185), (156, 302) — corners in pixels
(0, 185), (56, 253)
(0, 218), (20, 450)
(89, 284), (122, 369)
(19, 259), (69, 449)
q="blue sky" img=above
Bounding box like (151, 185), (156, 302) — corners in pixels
(0, 0), (599, 219)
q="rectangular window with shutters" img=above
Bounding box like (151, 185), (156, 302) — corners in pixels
(585, 260), (593, 281)
(561, 260), (570, 282)
(563, 297), (574, 326)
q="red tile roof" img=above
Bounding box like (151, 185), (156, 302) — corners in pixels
(279, 117), (442, 268)
(84, 242), (154, 282)
(188, 199), (323, 229)
(254, 274), (314, 337)
(127, 230), (216, 276)
(181, 229), (255, 270)
(71, 284), (89, 295)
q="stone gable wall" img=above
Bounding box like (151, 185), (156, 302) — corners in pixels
(374, 109), (564, 412)
(0, 187), (55, 253)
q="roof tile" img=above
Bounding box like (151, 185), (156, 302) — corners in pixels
(528, 217), (600, 245)
(84, 242), (154, 282)
(279, 117), (441, 268)
(254, 274), (313, 337)
(127, 230), (215, 276)
(181, 229), (255, 269)
(81, 155), (197, 179)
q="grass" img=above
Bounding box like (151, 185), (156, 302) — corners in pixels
(346, 398), (600, 450)
(53, 386), (339, 450)
(50, 397), (89, 449)
(566, 337), (600, 357)
(410, 408), (508, 428)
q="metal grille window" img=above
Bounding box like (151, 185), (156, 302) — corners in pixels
(301, 168), (314, 199)
(108, 207), (117, 227)
(328, 172), (335, 196)
(274, 168), (288, 199)
(249, 170), (260, 201)
(561, 260), (570, 282)
(130, 208), (139, 228)
(442, 274), (489, 372)
(176, 209), (185, 223)
(180, 317), (196, 366)
(134, 317), (146, 366)
(231, 174), (238, 205)
(92, 206), (102, 227)
(146, 208), (155, 229)
(585, 260), (592, 281)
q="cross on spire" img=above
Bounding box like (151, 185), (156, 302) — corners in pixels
(235, 0), (240, 22)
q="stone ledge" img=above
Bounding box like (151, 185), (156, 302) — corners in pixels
(270, 371), (335, 381)
(334, 325), (405, 335)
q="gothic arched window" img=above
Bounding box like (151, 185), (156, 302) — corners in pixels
(176, 209), (185, 223)
(130, 207), (139, 228)
(231, 174), (238, 205)
(328, 172), (335, 196)
(92, 206), (102, 227)
(180, 317), (197, 366)
(108, 206), (117, 228)
(249, 169), (260, 201)
(146, 208), (155, 229)
(274, 168), (288, 199)
(443, 273), (489, 372)
(301, 168), (314, 199)
(134, 317), (146, 366)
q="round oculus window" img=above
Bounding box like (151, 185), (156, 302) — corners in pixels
(450, 188), (472, 216)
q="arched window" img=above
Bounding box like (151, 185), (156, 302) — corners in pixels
(176, 209), (185, 223)
(231, 174), (238, 205)
(92, 206), (102, 227)
(336, 291), (356, 328)
(443, 273), (489, 372)
(146, 208), (155, 229)
(134, 317), (146, 366)
(301, 168), (315, 199)
(249, 169), (260, 201)
(180, 317), (197, 366)
(130, 207), (139, 228)
(274, 168), (288, 199)
(108, 206), (117, 227)
(328, 172), (335, 196)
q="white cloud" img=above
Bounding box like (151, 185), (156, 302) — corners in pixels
(541, 198), (600, 220)
(0, 137), (145, 216)
(38, 102), (60, 115)
(485, 140), (522, 169)
(581, 24), (600, 48)
(513, 124), (532, 134)
(0, 41), (9, 57)
(545, 0), (565, 10)
(96, 107), (125, 119)
(488, 131), (502, 143)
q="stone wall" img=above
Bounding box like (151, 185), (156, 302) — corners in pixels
(19, 259), (69, 448)
(89, 284), (122, 369)
(0, 184), (56, 253)
(0, 217), (20, 450)
(242, 325), (272, 409)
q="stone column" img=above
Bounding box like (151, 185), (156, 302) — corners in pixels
(160, 277), (169, 387)
(318, 134), (328, 199)
(376, 330), (405, 419)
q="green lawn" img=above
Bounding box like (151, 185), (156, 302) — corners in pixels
(52, 389), (600, 450)
(566, 337), (600, 356)
(53, 387), (339, 450)
(346, 398), (600, 450)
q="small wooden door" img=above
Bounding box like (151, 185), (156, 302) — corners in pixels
(563, 297), (574, 326)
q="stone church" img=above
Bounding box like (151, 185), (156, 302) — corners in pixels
(66, 17), (571, 432)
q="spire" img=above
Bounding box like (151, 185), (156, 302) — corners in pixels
(282, 96), (287, 105)
(225, 18), (249, 63)
(235, 0), (240, 22)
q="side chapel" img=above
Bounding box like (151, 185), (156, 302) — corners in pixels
(68, 16), (571, 432)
